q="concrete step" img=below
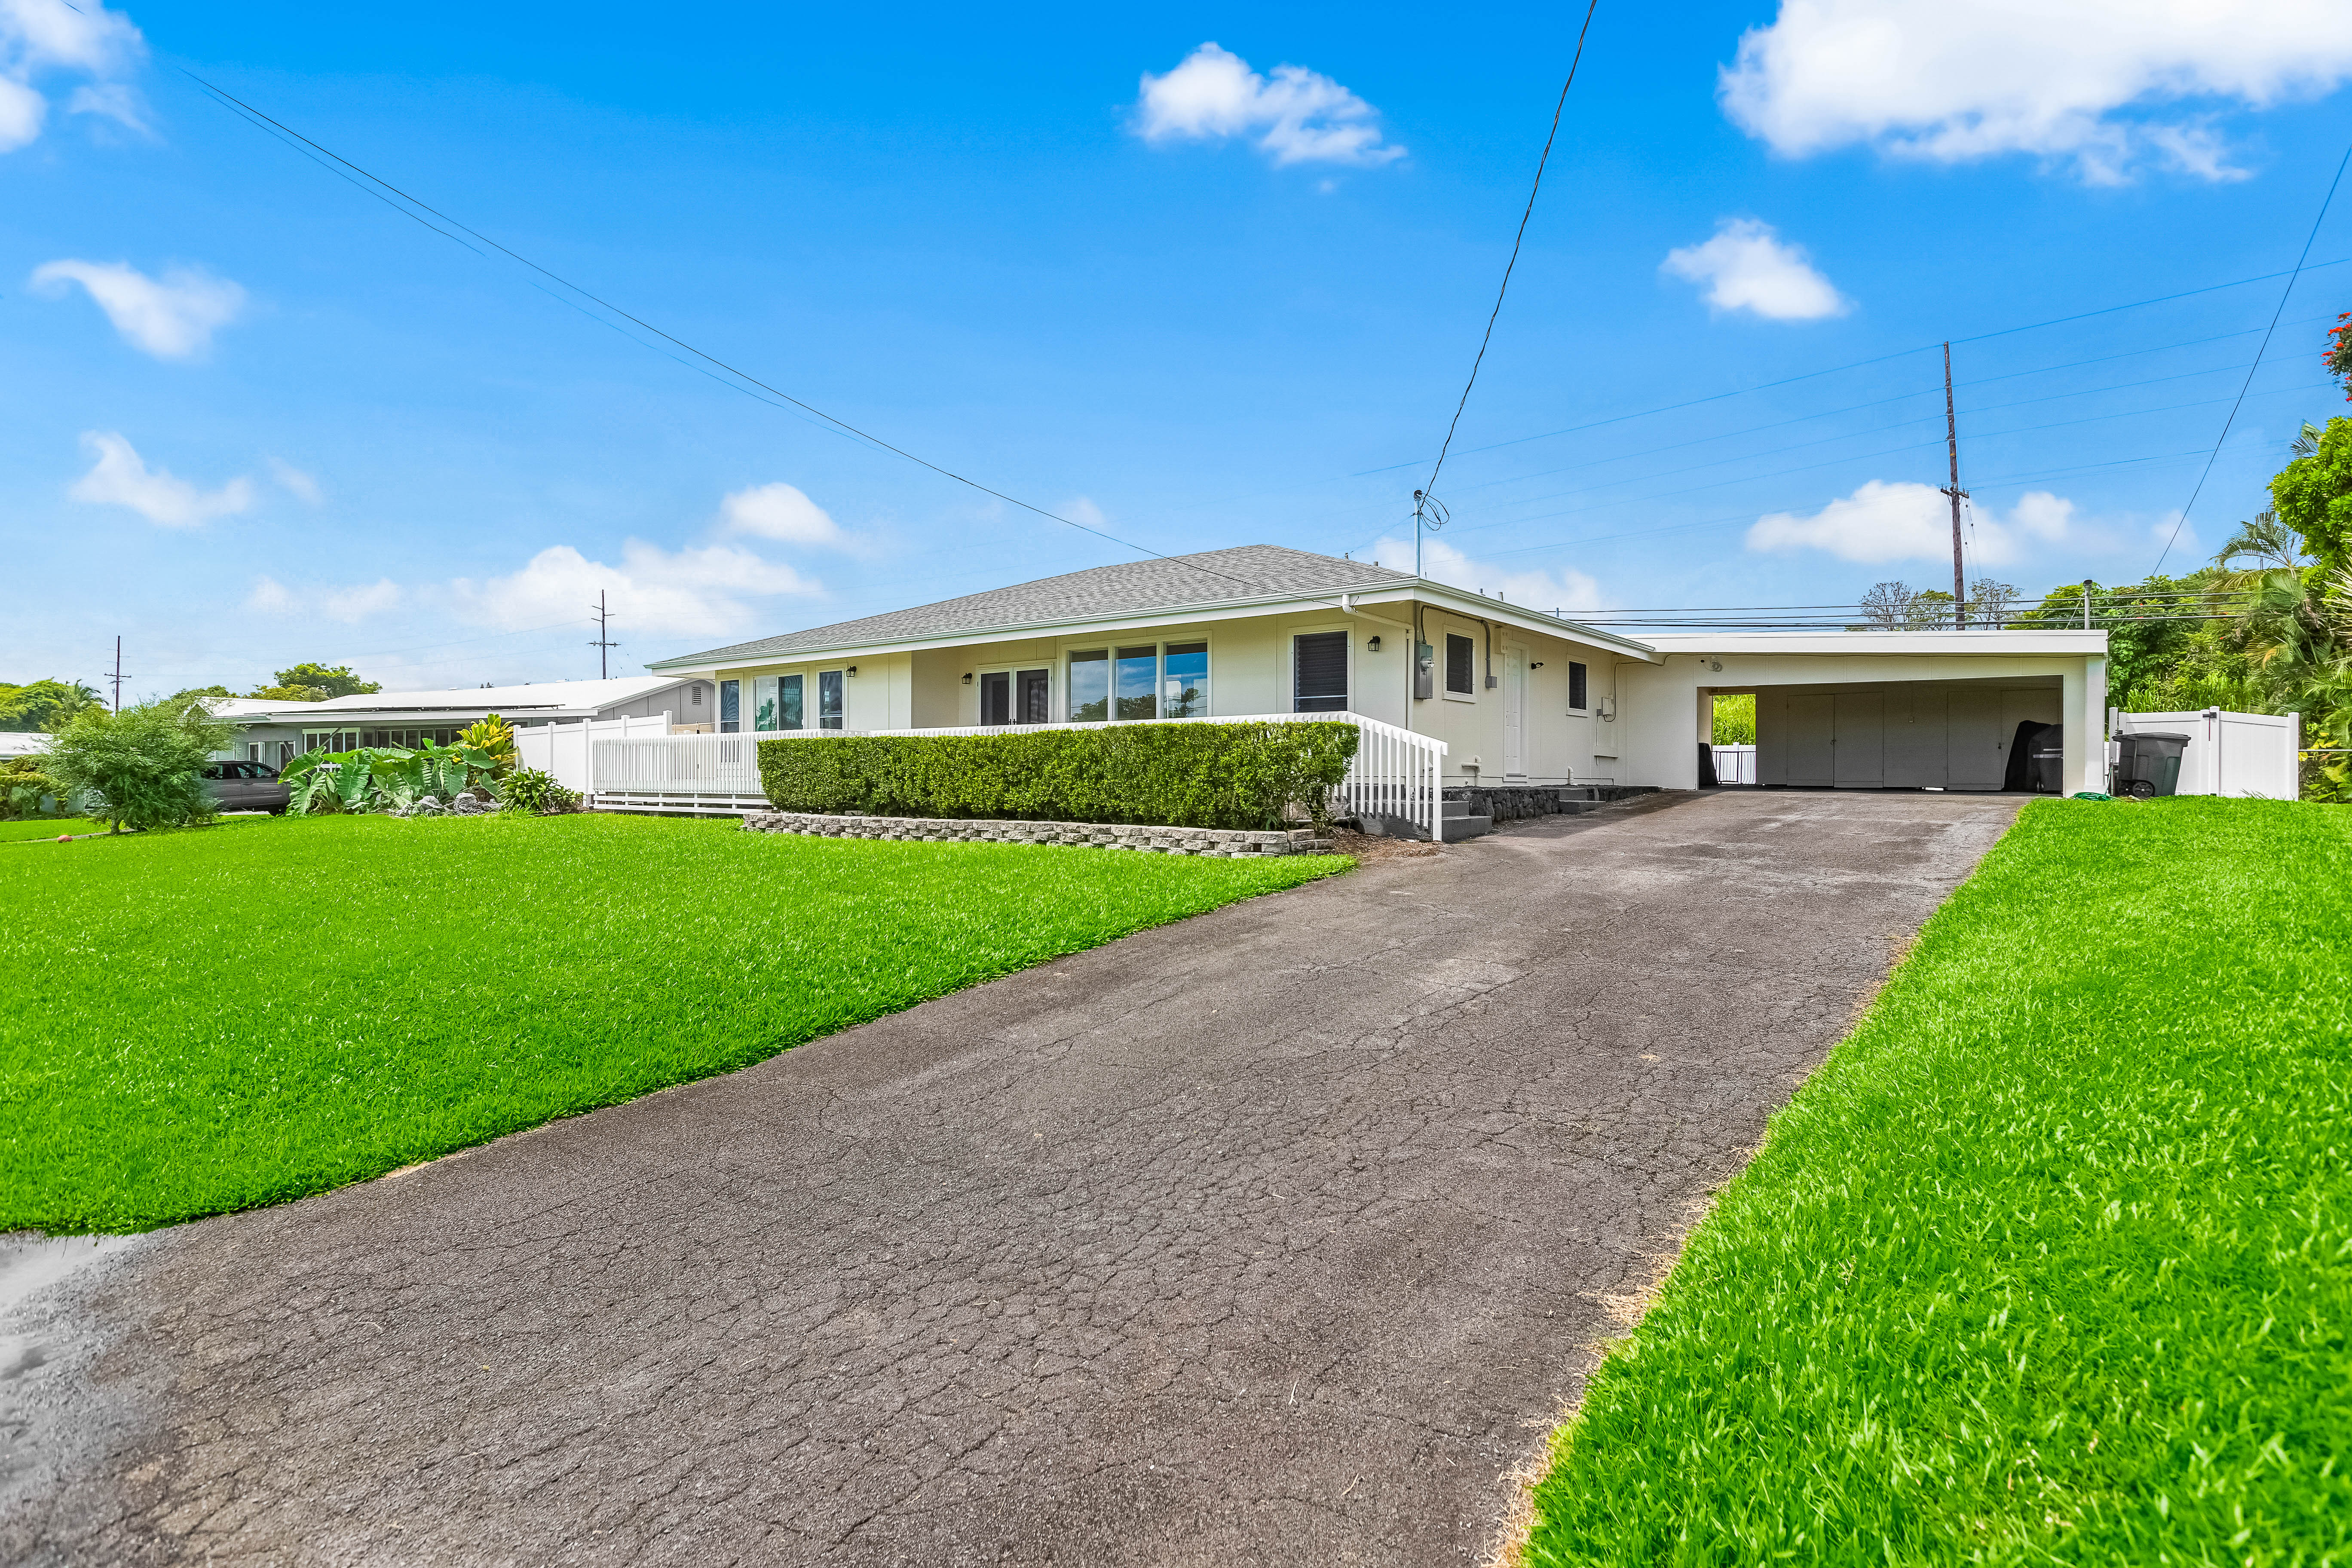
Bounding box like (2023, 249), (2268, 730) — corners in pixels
(1438, 813), (1492, 841)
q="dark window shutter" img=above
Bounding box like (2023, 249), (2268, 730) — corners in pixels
(1293, 632), (1348, 712)
(1569, 661), (1588, 710)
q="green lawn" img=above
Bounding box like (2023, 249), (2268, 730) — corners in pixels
(1524, 797), (2350, 1565)
(1, 812), (1347, 1234)
(0, 816), (107, 841)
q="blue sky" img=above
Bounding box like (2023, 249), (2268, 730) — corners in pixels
(8, 0), (2352, 696)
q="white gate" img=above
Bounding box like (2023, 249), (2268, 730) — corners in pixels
(2116, 709), (2299, 799)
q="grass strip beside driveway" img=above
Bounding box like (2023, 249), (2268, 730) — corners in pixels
(1525, 797), (2351, 1565)
(1, 812), (1346, 1234)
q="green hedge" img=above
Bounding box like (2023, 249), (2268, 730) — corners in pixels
(756, 721), (1358, 830)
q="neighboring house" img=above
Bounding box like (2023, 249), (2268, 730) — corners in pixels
(631, 545), (2110, 818)
(214, 675), (718, 767)
(0, 732), (53, 758)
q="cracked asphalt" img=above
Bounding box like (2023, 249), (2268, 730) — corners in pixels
(2, 789), (2019, 1567)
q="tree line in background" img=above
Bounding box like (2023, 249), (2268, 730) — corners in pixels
(0, 663), (382, 734)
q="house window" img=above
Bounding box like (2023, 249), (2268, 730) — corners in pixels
(1115, 646), (1159, 720)
(1163, 642), (1209, 718)
(690, 684), (704, 709)
(719, 679), (741, 733)
(817, 670), (845, 730)
(1018, 668), (1050, 723)
(1568, 661), (1588, 711)
(1068, 649), (1109, 722)
(248, 742), (263, 762)
(980, 671), (1011, 725)
(1293, 631), (1348, 713)
(753, 676), (780, 732)
(1445, 634), (1476, 696)
(780, 673), (804, 730)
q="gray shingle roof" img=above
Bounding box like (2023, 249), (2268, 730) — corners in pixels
(652, 546), (1415, 667)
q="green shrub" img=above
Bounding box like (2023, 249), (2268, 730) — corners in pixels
(493, 767), (582, 815)
(1, 758), (65, 821)
(42, 694), (234, 833)
(757, 721), (1359, 830)
(282, 742), (501, 815)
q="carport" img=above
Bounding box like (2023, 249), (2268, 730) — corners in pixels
(1607, 630), (2110, 795)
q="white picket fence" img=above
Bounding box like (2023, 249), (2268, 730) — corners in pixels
(580, 710), (1450, 837)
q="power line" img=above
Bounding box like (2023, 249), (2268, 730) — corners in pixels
(1418, 0), (1602, 515)
(180, 71), (1275, 600)
(2154, 138), (2352, 573)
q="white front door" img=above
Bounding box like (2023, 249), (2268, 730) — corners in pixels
(1503, 644), (1527, 779)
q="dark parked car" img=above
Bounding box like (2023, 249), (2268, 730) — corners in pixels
(200, 760), (291, 814)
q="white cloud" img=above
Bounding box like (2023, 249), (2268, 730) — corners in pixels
(31, 260), (246, 359)
(1371, 535), (1607, 615)
(1746, 481), (2074, 565)
(1136, 42), (1404, 167)
(1661, 219), (1848, 321)
(268, 458), (322, 503)
(718, 481), (842, 545)
(1720, 0), (2352, 183)
(69, 431), (252, 527)
(0, 0), (146, 153)
(245, 575), (401, 622)
(450, 541), (821, 639)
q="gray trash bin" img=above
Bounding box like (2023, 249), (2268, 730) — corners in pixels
(2114, 731), (2189, 799)
(2028, 725), (2065, 793)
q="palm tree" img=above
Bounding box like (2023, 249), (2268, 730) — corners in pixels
(2213, 511), (2309, 572)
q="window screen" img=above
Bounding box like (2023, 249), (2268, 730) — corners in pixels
(817, 671), (845, 730)
(780, 673), (803, 730)
(1068, 650), (1109, 722)
(719, 679), (741, 733)
(1445, 634), (1475, 695)
(1293, 631), (1348, 713)
(980, 671), (1011, 726)
(1568, 661), (1588, 711)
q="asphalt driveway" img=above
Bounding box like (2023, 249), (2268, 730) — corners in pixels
(2, 790), (2020, 1566)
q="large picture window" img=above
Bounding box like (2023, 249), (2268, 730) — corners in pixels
(1445, 634), (1476, 696)
(1068, 649), (1109, 722)
(719, 680), (741, 733)
(1292, 631), (1348, 713)
(817, 670), (845, 730)
(1163, 642), (1209, 718)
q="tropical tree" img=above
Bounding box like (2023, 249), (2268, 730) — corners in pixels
(2270, 415), (2352, 579)
(2214, 511), (2309, 573)
(245, 663), (382, 703)
(0, 678), (102, 732)
(43, 691), (236, 833)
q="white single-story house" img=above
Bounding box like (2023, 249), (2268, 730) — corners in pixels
(0, 732), (54, 759)
(623, 546), (2110, 828)
(214, 675), (717, 767)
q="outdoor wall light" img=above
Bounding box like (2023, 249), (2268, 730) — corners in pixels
(962, 672), (973, 684)
(845, 665), (859, 677)
(1530, 661), (1544, 669)
(1367, 634), (1382, 652)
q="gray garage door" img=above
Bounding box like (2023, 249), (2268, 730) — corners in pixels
(1756, 682), (2062, 790)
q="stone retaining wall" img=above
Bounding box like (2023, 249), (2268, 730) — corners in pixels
(741, 812), (1333, 857)
(1442, 784), (1661, 823)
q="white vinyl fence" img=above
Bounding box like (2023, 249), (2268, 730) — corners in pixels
(1710, 744), (1757, 785)
(2116, 708), (2299, 799)
(583, 711), (1450, 837)
(513, 713), (673, 798)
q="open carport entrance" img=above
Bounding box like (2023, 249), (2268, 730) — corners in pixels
(1725, 678), (2064, 791)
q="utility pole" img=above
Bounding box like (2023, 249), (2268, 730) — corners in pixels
(1942, 342), (1969, 630)
(111, 635), (122, 711)
(1411, 490), (1449, 578)
(588, 592), (620, 680)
